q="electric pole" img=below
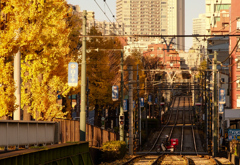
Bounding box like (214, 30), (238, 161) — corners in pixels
(128, 66), (133, 155)
(119, 51), (124, 141)
(137, 65), (142, 148)
(80, 10), (87, 141)
(213, 51), (218, 157)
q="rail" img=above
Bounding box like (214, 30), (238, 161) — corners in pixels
(180, 96), (185, 154)
(123, 97), (177, 164)
(189, 97), (198, 155)
(149, 96), (177, 152)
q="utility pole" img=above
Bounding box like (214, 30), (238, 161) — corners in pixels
(137, 65), (141, 148)
(80, 10), (87, 141)
(205, 71), (208, 152)
(213, 51), (218, 157)
(145, 77), (148, 136)
(119, 51), (124, 141)
(87, 77), (89, 124)
(159, 83), (161, 129)
(128, 66), (133, 155)
(14, 49), (21, 120)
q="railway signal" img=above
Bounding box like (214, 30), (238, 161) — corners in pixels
(119, 115), (124, 128)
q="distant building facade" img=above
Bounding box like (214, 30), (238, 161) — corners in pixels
(86, 21), (124, 35)
(179, 52), (201, 70)
(116, 0), (185, 50)
(143, 43), (180, 69)
(205, 0), (231, 35)
(192, 14), (206, 50)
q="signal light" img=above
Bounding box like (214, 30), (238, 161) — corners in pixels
(119, 115), (124, 126)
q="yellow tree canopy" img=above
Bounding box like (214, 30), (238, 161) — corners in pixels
(124, 50), (146, 100)
(0, 0), (80, 120)
(84, 27), (122, 108)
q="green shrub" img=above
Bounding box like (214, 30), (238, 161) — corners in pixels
(102, 141), (127, 162)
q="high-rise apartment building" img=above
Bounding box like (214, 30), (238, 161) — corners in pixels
(192, 14), (206, 49)
(205, 0), (231, 35)
(86, 21), (125, 36)
(116, 0), (185, 50)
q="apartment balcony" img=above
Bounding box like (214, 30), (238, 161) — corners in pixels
(205, 12), (211, 17)
(205, 0), (211, 5)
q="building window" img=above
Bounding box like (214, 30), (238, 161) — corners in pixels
(237, 42), (240, 52)
(214, 17), (220, 26)
(223, 14), (229, 17)
(214, 4), (231, 12)
(237, 95), (240, 108)
(237, 77), (240, 89)
(237, 58), (240, 68)
(237, 20), (240, 30)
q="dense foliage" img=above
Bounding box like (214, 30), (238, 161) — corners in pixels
(102, 140), (127, 161)
(0, 0), (79, 120)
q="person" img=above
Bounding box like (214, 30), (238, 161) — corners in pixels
(165, 135), (170, 146)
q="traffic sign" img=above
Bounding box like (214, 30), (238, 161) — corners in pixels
(228, 129), (240, 141)
(195, 103), (202, 106)
(219, 104), (224, 114)
(123, 99), (128, 112)
(219, 88), (226, 104)
(68, 62), (78, 87)
(140, 98), (144, 107)
(148, 95), (152, 103)
(112, 85), (119, 101)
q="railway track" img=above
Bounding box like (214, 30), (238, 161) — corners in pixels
(124, 95), (233, 165)
(125, 96), (191, 164)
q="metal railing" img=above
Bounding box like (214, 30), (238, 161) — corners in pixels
(0, 120), (56, 149)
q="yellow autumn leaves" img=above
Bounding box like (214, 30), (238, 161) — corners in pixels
(0, 0), (79, 120)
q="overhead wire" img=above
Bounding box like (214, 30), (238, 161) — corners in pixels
(92, 0), (126, 80)
(93, 0), (240, 70)
(93, 0), (112, 22)
(220, 38), (240, 63)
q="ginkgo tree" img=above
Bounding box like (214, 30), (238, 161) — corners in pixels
(85, 27), (122, 107)
(0, 0), (80, 120)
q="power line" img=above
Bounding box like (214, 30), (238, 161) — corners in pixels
(221, 38), (240, 63)
(80, 34), (240, 38)
(93, 0), (112, 22)
(103, 0), (115, 21)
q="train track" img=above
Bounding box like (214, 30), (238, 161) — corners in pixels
(124, 96), (191, 164)
(124, 95), (232, 165)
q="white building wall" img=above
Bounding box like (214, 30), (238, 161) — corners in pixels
(205, 0), (231, 34)
(86, 20), (124, 35)
(192, 14), (206, 49)
(179, 52), (201, 69)
(123, 40), (162, 57)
